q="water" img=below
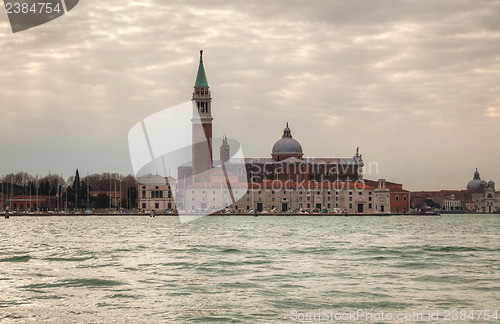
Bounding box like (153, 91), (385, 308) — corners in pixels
(1, 215), (499, 323)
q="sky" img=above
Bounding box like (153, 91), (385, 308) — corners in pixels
(0, 0), (499, 190)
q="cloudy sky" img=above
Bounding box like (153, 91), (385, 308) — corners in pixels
(0, 0), (499, 190)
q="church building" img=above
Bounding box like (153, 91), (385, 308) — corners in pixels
(138, 51), (407, 214)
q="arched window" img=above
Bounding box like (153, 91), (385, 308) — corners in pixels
(487, 193), (493, 199)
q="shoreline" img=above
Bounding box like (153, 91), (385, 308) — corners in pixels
(2, 212), (474, 217)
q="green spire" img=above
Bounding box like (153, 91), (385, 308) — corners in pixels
(195, 50), (209, 88)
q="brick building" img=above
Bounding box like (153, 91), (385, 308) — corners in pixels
(410, 169), (498, 213)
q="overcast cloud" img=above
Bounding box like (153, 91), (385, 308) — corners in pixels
(0, 0), (499, 190)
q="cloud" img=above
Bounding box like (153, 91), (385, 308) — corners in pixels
(0, 0), (499, 190)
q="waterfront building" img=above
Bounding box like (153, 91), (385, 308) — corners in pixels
(138, 51), (407, 214)
(7, 195), (55, 211)
(365, 180), (409, 214)
(137, 174), (176, 211)
(410, 169), (499, 213)
(442, 194), (462, 212)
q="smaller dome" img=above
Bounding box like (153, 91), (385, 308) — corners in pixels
(488, 180), (495, 188)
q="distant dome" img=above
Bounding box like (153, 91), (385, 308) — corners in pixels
(272, 123), (303, 157)
(488, 180), (495, 189)
(467, 169), (487, 191)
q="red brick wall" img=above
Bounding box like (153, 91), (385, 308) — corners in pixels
(390, 192), (410, 213)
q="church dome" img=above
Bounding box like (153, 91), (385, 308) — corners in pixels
(488, 180), (495, 189)
(467, 169), (487, 191)
(272, 123), (303, 157)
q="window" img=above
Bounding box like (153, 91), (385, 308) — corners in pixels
(142, 191), (146, 198)
(369, 204), (372, 208)
(327, 191), (331, 195)
(317, 191), (320, 195)
(369, 197), (372, 201)
(359, 191), (362, 195)
(155, 203), (159, 209)
(349, 203), (352, 208)
(349, 191), (353, 195)
(369, 192), (372, 195)
(151, 190), (163, 198)
(142, 203), (146, 209)
(403, 196), (407, 201)
(155, 186), (159, 189)
(396, 195), (399, 201)
(349, 197), (352, 201)
(142, 186), (146, 189)
(327, 203), (331, 208)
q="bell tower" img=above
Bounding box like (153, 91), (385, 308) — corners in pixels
(192, 50), (213, 181)
(220, 135), (230, 163)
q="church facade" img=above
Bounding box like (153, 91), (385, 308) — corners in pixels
(138, 51), (406, 214)
(410, 169), (499, 213)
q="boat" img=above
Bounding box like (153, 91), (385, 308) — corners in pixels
(412, 207), (440, 216)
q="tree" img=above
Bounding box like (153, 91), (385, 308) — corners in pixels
(73, 169), (80, 190)
(95, 193), (110, 209)
(425, 199), (441, 208)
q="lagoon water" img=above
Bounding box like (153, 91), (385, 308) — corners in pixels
(1, 215), (499, 323)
